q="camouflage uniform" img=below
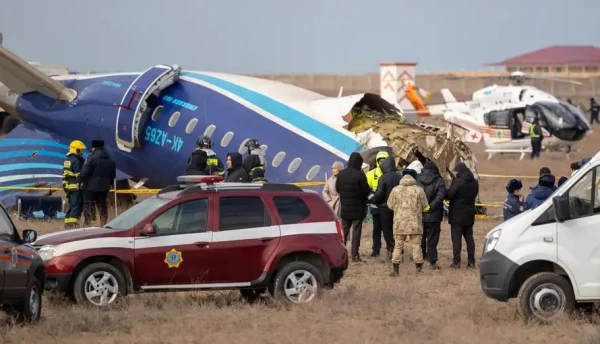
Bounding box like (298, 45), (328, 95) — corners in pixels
(387, 175), (429, 267)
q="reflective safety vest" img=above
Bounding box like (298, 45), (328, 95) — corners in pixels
(206, 155), (225, 176)
(250, 165), (265, 175)
(63, 153), (85, 190)
(529, 124), (540, 138)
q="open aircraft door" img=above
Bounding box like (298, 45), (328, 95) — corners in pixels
(115, 64), (181, 152)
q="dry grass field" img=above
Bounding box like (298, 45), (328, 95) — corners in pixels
(0, 130), (600, 343)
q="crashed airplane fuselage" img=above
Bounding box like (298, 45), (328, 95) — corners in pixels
(0, 33), (479, 209)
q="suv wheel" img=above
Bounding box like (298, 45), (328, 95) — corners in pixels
(273, 261), (323, 304)
(73, 262), (126, 307)
(4, 276), (42, 323)
(517, 272), (575, 323)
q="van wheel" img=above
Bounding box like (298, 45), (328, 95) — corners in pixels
(73, 262), (126, 307)
(273, 261), (323, 304)
(517, 272), (575, 323)
(4, 276), (42, 323)
(240, 289), (265, 303)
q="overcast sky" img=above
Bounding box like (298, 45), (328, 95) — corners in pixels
(1, 0), (598, 74)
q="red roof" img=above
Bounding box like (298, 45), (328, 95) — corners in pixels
(486, 45), (600, 67)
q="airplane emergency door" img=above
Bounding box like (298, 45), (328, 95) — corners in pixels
(115, 64), (181, 152)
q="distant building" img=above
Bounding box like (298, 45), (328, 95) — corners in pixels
(485, 45), (600, 75)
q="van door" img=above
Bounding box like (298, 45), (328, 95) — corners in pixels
(556, 166), (600, 298)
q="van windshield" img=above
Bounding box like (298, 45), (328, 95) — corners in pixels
(104, 197), (169, 229)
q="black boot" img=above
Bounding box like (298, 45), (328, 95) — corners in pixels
(389, 263), (399, 277)
(415, 263), (423, 273)
(430, 262), (440, 270)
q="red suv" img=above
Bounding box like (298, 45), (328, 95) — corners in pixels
(34, 176), (348, 307)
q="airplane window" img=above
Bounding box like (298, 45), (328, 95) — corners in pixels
(272, 152), (286, 167)
(152, 106), (163, 121)
(221, 131), (234, 147)
(185, 118), (198, 134)
(204, 124), (216, 137)
(168, 111), (180, 127)
(238, 138), (250, 154)
(306, 165), (320, 181)
(288, 158), (302, 173)
(260, 144), (268, 153)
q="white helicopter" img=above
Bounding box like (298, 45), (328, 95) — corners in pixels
(426, 71), (593, 160)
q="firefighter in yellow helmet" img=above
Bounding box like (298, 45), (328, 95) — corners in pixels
(63, 140), (86, 229)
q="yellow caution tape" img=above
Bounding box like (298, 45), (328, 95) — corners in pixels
(0, 186), (160, 194)
(291, 181), (326, 187)
(479, 174), (538, 179)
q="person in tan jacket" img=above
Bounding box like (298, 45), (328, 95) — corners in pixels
(322, 161), (343, 216)
(387, 169), (429, 276)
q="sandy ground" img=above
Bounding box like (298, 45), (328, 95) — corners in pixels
(1, 128), (600, 343)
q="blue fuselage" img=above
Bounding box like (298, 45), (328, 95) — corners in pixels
(0, 71), (363, 205)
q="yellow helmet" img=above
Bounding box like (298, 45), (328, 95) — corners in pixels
(69, 140), (86, 155)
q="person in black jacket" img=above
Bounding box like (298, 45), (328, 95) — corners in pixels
(225, 152), (249, 182)
(185, 139), (209, 175)
(446, 162), (479, 269)
(370, 157), (401, 260)
(529, 117), (543, 159)
(78, 140), (117, 226)
(335, 152), (371, 262)
(418, 161), (446, 270)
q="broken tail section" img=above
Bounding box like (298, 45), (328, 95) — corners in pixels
(441, 88), (457, 103)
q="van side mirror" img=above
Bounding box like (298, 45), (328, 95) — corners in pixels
(552, 196), (568, 223)
(23, 229), (38, 244)
(140, 223), (157, 236)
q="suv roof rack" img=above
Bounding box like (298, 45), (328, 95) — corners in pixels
(156, 176), (305, 197)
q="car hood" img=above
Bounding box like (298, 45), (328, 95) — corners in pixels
(34, 227), (129, 246)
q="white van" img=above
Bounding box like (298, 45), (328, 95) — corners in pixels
(480, 151), (600, 322)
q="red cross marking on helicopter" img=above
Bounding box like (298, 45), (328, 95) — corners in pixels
(471, 133), (478, 140)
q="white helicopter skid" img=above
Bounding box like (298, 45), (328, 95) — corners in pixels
(484, 136), (578, 160)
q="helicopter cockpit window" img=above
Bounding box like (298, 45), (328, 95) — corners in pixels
(486, 111), (509, 128)
(535, 102), (568, 130)
(560, 101), (592, 130)
(524, 106), (540, 123)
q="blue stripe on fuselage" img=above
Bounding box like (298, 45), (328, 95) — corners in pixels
(180, 72), (362, 157)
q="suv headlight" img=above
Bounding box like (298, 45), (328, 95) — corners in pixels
(38, 245), (57, 261)
(485, 229), (502, 253)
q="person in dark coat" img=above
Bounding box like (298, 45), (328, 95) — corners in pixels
(503, 179), (524, 221)
(78, 140), (117, 226)
(529, 117), (543, 159)
(557, 176), (568, 188)
(539, 167), (551, 175)
(590, 97), (599, 125)
(335, 152), (371, 262)
(242, 139), (266, 180)
(185, 147), (209, 175)
(225, 152), (249, 182)
(417, 161), (446, 269)
(524, 174), (556, 210)
(445, 162), (479, 269)
(370, 157), (401, 260)
(251, 168), (268, 183)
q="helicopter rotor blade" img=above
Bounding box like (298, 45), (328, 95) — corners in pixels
(526, 75), (582, 85)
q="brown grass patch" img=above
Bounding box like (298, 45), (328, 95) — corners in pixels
(0, 218), (598, 343)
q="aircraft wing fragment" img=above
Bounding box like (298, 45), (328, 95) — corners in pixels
(0, 33), (76, 101)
